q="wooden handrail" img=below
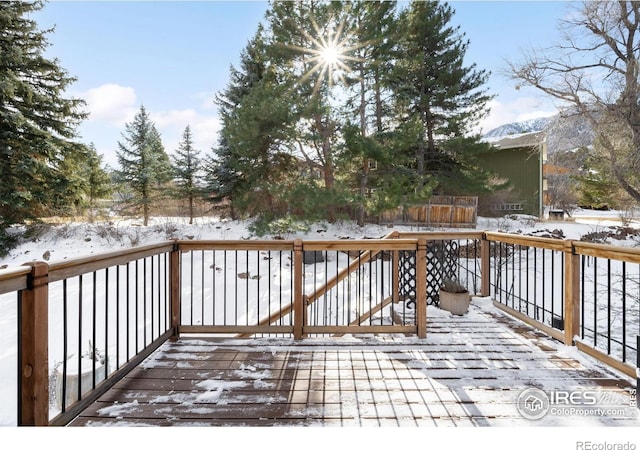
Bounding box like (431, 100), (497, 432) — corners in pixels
(176, 240), (294, 252)
(573, 240), (640, 264)
(0, 265), (32, 280)
(48, 241), (175, 282)
(0, 266), (31, 295)
(302, 238), (417, 251)
(397, 231), (484, 241)
(484, 231), (565, 250)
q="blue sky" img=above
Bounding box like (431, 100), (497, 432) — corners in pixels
(34, 0), (572, 168)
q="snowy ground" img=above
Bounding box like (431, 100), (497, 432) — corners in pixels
(2, 210), (640, 445)
(1, 208), (639, 268)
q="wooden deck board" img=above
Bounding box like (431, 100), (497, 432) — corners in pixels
(67, 303), (639, 427)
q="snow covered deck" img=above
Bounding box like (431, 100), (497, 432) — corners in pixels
(67, 299), (638, 427)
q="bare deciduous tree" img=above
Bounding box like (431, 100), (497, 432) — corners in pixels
(508, 1), (640, 203)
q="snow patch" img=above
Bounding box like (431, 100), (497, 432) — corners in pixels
(195, 379), (247, 391)
(97, 400), (140, 417)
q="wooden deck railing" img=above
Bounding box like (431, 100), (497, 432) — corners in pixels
(0, 231), (638, 426)
(175, 236), (428, 339)
(15, 242), (177, 426)
(484, 231), (639, 379)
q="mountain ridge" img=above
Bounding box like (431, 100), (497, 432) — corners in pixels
(483, 116), (555, 139)
(483, 114), (594, 154)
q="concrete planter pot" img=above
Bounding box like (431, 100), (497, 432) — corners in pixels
(54, 355), (106, 410)
(439, 290), (471, 315)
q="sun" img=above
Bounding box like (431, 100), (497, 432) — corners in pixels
(319, 44), (342, 67)
(282, 15), (363, 94)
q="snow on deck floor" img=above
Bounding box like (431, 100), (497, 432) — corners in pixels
(69, 298), (639, 427)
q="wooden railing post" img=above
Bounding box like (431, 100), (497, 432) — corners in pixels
(293, 239), (304, 340)
(19, 262), (49, 426)
(480, 233), (491, 297)
(416, 238), (427, 338)
(564, 240), (580, 346)
(170, 242), (181, 338)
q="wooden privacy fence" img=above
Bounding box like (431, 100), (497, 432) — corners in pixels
(377, 196), (478, 228)
(1, 230), (639, 425)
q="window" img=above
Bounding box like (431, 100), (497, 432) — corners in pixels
(490, 203), (524, 211)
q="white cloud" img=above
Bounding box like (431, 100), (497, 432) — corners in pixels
(191, 117), (222, 151)
(80, 84), (138, 126)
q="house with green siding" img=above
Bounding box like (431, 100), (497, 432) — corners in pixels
(478, 131), (546, 217)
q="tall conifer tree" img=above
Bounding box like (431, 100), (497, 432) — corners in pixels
(207, 31), (268, 216)
(172, 125), (202, 224)
(265, 0), (346, 222)
(83, 144), (112, 222)
(341, 0), (398, 225)
(208, 29), (299, 220)
(0, 0), (87, 245)
(115, 105), (171, 226)
(390, 1), (493, 195)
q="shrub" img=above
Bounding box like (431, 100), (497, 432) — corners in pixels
(440, 278), (468, 293)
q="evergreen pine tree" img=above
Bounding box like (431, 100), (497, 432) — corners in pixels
(341, 0), (398, 225)
(220, 78), (298, 220)
(389, 1), (493, 195)
(52, 148), (88, 217)
(209, 29), (299, 221)
(172, 125), (202, 224)
(115, 105), (171, 226)
(207, 32), (268, 216)
(0, 0), (87, 248)
(83, 144), (112, 222)
(264, 0), (353, 223)
(574, 147), (625, 210)
(216, 25), (267, 118)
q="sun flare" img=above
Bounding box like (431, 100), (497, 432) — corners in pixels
(282, 15), (364, 94)
(319, 44), (342, 67)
